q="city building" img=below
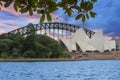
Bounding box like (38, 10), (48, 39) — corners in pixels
(112, 37), (120, 50)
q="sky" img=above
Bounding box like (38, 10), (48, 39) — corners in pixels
(0, 0), (120, 36)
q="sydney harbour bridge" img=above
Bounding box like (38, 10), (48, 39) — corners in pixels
(1, 22), (95, 39)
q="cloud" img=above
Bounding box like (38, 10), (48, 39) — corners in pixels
(0, 29), (5, 34)
(105, 32), (115, 36)
(50, 13), (64, 22)
(0, 23), (21, 29)
(1, 4), (64, 23)
(1, 5), (20, 16)
(19, 14), (40, 23)
(4, 23), (21, 29)
(92, 29), (101, 32)
(64, 0), (120, 36)
(81, 0), (120, 36)
(0, 0), (120, 36)
(0, 22), (22, 33)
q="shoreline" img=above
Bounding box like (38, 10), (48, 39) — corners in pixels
(0, 58), (120, 62)
(0, 58), (83, 62)
(0, 51), (120, 62)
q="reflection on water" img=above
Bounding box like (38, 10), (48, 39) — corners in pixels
(0, 60), (120, 80)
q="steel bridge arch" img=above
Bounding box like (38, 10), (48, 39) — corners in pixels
(1, 22), (95, 38)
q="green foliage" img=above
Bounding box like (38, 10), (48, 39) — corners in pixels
(0, 0), (97, 23)
(90, 11), (96, 18)
(35, 34), (58, 46)
(27, 23), (36, 35)
(11, 48), (20, 58)
(40, 14), (45, 24)
(48, 43), (62, 58)
(24, 50), (36, 58)
(0, 25), (66, 58)
(47, 13), (52, 21)
(48, 52), (52, 58)
(34, 41), (50, 58)
(82, 14), (86, 23)
(75, 14), (82, 20)
(1, 52), (9, 58)
(57, 0), (97, 23)
(0, 43), (9, 53)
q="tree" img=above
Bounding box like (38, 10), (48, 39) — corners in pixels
(0, 0), (97, 23)
(0, 29), (68, 58)
(0, 42), (9, 53)
(24, 50), (36, 58)
(48, 43), (62, 58)
(27, 23), (36, 35)
(1, 52), (9, 58)
(34, 41), (50, 58)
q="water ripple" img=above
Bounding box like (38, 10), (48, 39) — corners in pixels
(0, 60), (120, 80)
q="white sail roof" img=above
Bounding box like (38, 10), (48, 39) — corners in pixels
(60, 38), (76, 52)
(72, 28), (89, 52)
(89, 30), (104, 52)
(60, 29), (116, 53)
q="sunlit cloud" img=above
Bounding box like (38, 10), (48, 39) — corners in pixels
(0, 29), (5, 34)
(92, 29), (102, 32)
(0, 23), (21, 29)
(50, 14), (64, 22)
(1, 4), (64, 22)
(105, 32), (115, 36)
(22, 15), (40, 22)
(0, 23), (6, 26)
(18, 13), (65, 23)
(4, 23), (21, 29)
(1, 5), (20, 16)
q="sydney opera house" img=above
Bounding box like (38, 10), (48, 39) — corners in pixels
(60, 28), (116, 53)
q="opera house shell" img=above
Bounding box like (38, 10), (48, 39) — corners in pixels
(60, 28), (116, 53)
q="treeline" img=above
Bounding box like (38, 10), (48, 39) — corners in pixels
(0, 23), (69, 58)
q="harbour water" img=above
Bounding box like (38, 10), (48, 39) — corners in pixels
(0, 60), (120, 80)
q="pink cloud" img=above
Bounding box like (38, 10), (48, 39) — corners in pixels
(22, 15), (40, 22)
(92, 29), (115, 39)
(104, 36), (112, 40)
(0, 29), (5, 34)
(93, 29), (115, 36)
(1, 3), (65, 23)
(1, 5), (40, 23)
(1, 5), (20, 16)
(105, 32), (115, 36)
(50, 14), (64, 22)
(92, 29), (101, 32)
(0, 23), (21, 29)
(5, 23), (21, 28)
(0, 23), (5, 26)
(22, 13), (65, 23)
